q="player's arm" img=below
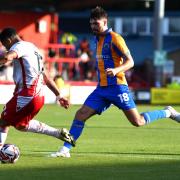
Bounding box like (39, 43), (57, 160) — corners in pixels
(106, 35), (134, 77)
(43, 71), (69, 109)
(43, 71), (61, 97)
(106, 52), (134, 77)
(0, 51), (17, 65)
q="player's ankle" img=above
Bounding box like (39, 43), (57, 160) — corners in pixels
(60, 146), (70, 153)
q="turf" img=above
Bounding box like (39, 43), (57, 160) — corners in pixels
(0, 104), (180, 180)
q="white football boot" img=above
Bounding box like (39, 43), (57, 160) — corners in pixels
(165, 106), (180, 123)
(51, 147), (71, 158)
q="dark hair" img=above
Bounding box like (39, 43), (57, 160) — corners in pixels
(0, 27), (17, 42)
(90, 6), (108, 20)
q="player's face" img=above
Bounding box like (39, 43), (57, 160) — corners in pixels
(90, 18), (107, 35)
(1, 38), (12, 50)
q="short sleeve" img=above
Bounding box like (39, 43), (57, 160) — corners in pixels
(111, 32), (130, 57)
(10, 42), (26, 58)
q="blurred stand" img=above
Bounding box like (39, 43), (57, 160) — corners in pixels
(77, 37), (96, 81)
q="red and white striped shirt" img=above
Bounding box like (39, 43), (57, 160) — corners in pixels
(10, 41), (44, 96)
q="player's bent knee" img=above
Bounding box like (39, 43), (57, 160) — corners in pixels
(130, 119), (145, 127)
(131, 121), (141, 127)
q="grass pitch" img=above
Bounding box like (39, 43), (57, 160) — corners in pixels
(1, 104), (180, 180)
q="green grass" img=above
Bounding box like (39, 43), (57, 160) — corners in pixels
(1, 104), (180, 180)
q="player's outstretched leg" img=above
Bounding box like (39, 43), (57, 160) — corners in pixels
(165, 106), (180, 122)
(139, 106), (180, 125)
(17, 119), (75, 146)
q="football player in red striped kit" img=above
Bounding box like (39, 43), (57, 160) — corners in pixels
(0, 27), (75, 152)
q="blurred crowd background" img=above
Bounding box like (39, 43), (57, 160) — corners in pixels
(0, 0), (180, 91)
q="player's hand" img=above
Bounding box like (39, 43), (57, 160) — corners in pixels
(56, 95), (70, 109)
(106, 68), (117, 77)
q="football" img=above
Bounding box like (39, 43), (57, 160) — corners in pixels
(0, 144), (20, 163)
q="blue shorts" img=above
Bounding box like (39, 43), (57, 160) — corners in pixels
(84, 84), (136, 114)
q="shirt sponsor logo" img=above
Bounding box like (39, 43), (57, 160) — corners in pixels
(96, 55), (110, 59)
(103, 43), (110, 50)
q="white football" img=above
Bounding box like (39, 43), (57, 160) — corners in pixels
(0, 144), (20, 163)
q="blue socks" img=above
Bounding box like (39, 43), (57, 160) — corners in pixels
(142, 110), (167, 124)
(64, 119), (85, 149)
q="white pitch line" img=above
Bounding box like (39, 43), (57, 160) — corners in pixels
(23, 151), (180, 160)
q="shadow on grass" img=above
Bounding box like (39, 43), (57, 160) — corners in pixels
(1, 154), (180, 180)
